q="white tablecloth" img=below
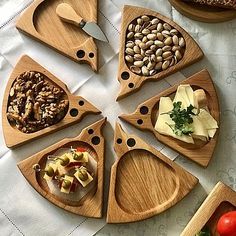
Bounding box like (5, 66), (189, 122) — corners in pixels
(0, 1), (236, 236)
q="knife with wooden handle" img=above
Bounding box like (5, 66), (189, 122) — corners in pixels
(56, 3), (108, 42)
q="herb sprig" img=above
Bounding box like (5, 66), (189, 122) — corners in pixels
(195, 227), (211, 236)
(161, 101), (196, 136)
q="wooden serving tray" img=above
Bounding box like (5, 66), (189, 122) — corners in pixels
(181, 182), (236, 236)
(169, 0), (236, 23)
(106, 122), (198, 223)
(2, 55), (100, 148)
(116, 5), (203, 101)
(120, 69), (220, 167)
(16, 0), (98, 71)
(18, 118), (106, 217)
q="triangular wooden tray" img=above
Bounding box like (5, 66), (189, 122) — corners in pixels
(106, 122), (198, 223)
(2, 55), (100, 148)
(181, 182), (236, 236)
(116, 5), (204, 100)
(120, 69), (220, 167)
(16, 0), (98, 71)
(18, 118), (106, 217)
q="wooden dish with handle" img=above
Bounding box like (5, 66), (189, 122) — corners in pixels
(2, 55), (101, 148)
(18, 118), (106, 217)
(16, 0), (99, 71)
(106, 122), (198, 223)
(116, 5), (203, 101)
(120, 69), (220, 167)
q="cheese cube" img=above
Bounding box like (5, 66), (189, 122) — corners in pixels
(43, 163), (58, 181)
(67, 151), (89, 163)
(74, 171), (93, 187)
(60, 175), (74, 194)
(76, 151), (89, 163)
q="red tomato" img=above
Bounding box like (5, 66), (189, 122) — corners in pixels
(76, 147), (87, 152)
(217, 211), (236, 236)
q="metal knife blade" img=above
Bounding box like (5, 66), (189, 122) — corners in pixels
(81, 21), (108, 43)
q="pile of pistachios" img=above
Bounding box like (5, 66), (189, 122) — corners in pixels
(125, 15), (186, 76)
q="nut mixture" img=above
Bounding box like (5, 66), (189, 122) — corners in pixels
(7, 71), (69, 133)
(125, 15), (186, 76)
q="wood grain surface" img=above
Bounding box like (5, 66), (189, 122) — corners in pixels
(16, 0), (98, 71)
(120, 69), (220, 167)
(106, 122), (198, 223)
(2, 55), (100, 148)
(17, 118), (106, 217)
(169, 0), (236, 23)
(116, 5), (203, 101)
(181, 182), (236, 236)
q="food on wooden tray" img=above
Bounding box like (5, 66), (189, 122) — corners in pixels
(184, 0), (236, 10)
(154, 84), (218, 143)
(124, 15), (186, 76)
(195, 227), (211, 236)
(33, 147), (94, 195)
(196, 210), (236, 236)
(7, 71), (69, 133)
(217, 211), (236, 236)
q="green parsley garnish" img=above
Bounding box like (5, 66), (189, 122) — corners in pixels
(161, 101), (196, 136)
(195, 227), (211, 236)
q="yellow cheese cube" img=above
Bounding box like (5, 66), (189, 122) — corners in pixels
(43, 163), (58, 181)
(60, 175), (74, 194)
(74, 170), (93, 187)
(75, 151), (89, 163)
(67, 151), (89, 163)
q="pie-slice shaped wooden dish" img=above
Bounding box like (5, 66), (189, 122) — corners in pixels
(18, 118), (106, 217)
(116, 5), (204, 100)
(181, 182), (236, 236)
(120, 69), (220, 167)
(2, 55), (100, 148)
(16, 0), (98, 71)
(106, 122), (198, 223)
(169, 0), (236, 23)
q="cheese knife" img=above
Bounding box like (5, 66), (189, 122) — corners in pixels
(56, 3), (108, 42)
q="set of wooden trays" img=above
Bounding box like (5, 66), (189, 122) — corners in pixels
(2, 0), (229, 229)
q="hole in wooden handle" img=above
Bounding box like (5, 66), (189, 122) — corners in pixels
(89, 52), (95, 58)
(137, 119), (143, 125)
(88, 129), (94, 135)
(128, 82), (134, 88)
(78, 100), (84, 106)
(92, 136), (100, 145)
(77, 50), (85, 58)
(140, 106), (149, 115)
(117, 138), (122, 144)
(121, 71), (130, 80)
(70, 108), (79, 117)
(127, 138), (136, 147)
